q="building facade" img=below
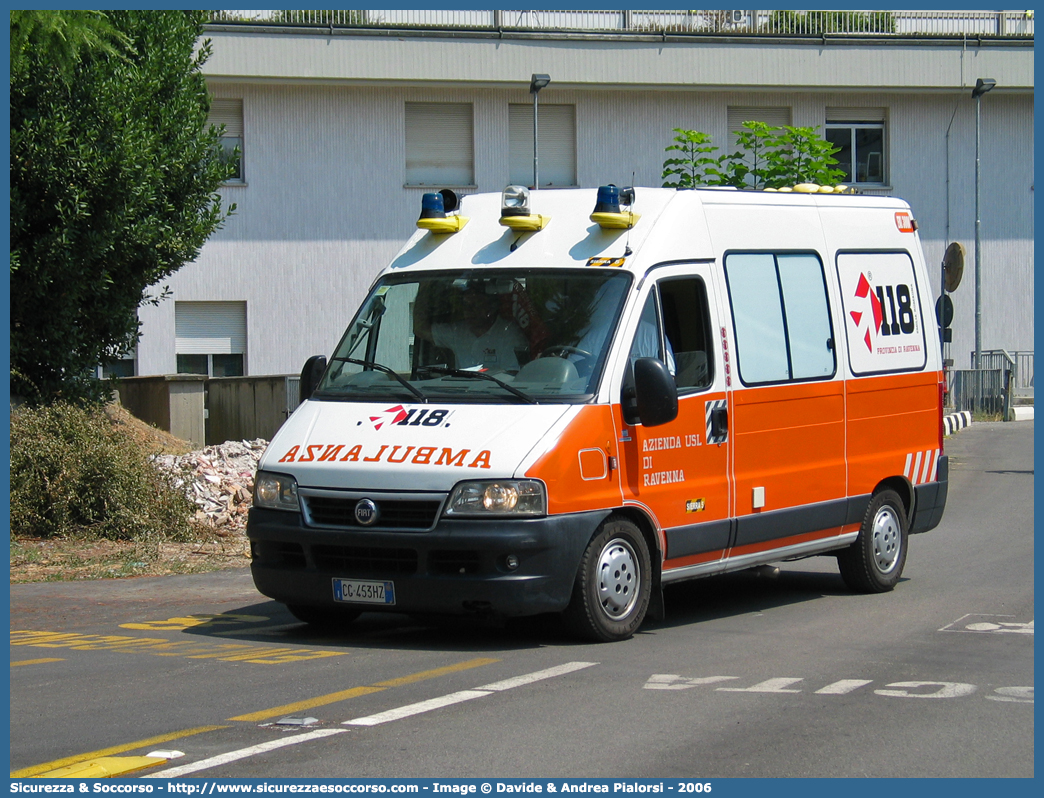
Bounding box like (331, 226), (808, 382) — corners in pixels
(133, 10), (1034, 379)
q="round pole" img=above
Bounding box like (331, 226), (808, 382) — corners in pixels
(974, 93), (982, 370)
(534, 89), (542, 189)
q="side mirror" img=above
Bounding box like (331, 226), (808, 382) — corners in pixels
(624, 357), (678, 427)
(299, 355), (327, 403)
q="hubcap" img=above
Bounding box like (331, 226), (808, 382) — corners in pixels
(596, 537), (640, 618)
(871, 505), (902, 574)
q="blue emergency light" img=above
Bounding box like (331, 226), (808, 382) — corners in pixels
(419, 192), (446, 219)
(417, 190), (469, 234)
(591, 184), (640, 229)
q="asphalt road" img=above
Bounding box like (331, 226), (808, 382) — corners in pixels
(9, 420), (1033, 779)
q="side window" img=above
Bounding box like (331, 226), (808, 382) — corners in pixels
(628, 277), (714, 393)
(628, 293), (665, 364)
(660, 277), (713, 392)
(725, 252), (836, 386)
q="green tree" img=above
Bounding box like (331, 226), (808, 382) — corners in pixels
(763, 125), (847, 188)
(661, 128), (720, 188)
(718, 120), (778, 188)
(662, 122), (845, 190)
(9, 9), (129, 79)
(10, 10), (235, 404)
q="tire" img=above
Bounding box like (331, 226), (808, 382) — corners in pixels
(563, 517), (652, 642)
(837, 489), (909, 593)
(287, 604), (362, 628)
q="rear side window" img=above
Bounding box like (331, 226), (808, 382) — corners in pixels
(836, 251), (926, 375)
(724, 252), (836, 386)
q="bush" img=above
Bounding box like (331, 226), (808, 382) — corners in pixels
(10, 402), (196, 543)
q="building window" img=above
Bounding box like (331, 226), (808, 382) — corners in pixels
(825, 109), (886, 184)
(404, 102), (474, 186)
(175, 301), (246, 377)
(208, 98), (244, 183)
(508, 103), (577, 187)
(96, 351), (135, 379)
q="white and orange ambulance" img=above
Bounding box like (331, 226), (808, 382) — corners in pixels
(247, 184), (948, 642)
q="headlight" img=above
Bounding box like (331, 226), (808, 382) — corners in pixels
(253, 471), (300, 511)
(446, 480), (546, 517)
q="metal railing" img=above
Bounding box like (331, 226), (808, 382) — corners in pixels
(976, 350), (1033, 399)
(948, 368), (1007, 416)
(209, 10), (1033, 38)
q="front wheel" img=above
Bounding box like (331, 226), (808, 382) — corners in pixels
(563, 517), (652, 642)
(837, 489), (909, 593)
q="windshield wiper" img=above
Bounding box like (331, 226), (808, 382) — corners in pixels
(332, 357), (428, 403)
(418, 366), (537, 404)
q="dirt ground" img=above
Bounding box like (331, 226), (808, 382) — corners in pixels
(9, 404), (253, 584)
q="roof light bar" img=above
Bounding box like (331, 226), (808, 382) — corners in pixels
(417, 191), (469, 234)
(591, 184), (640, 229)
(499, 185), (550, 232)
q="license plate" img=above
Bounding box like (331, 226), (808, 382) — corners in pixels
(332, 578), (395, 606)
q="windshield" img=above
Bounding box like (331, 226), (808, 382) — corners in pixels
(316, 269), (632, 404)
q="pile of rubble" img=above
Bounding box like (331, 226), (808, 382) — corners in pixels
(153, 440), (268, 532)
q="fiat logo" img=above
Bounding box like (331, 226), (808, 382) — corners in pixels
(354, 498), (379, 526)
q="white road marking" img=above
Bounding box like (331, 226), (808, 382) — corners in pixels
(478, 661), (598, 691)
(874, 681), (977, 699)
(939, 614), (1034, 634)
(141, 662), (597, 776)
(345, 661), (598, 726)
(986, 687), (1034, 704)
(142, 729), (346, 778)
(815, 679), (874, 695)
(644, 675), (739, 690)
(345, 690), (491, 726)
(718, 677), (803, 693)
(644, 675), (1032, 704)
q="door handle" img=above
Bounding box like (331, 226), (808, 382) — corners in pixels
(711, 406), (728, 439)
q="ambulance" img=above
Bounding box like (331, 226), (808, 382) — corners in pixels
(246, 183), (949, 642)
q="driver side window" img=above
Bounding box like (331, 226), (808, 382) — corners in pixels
(629, 277), (714, 393)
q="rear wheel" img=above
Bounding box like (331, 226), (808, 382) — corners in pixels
(287, 604), (362, 628)
(564, 517), (652, 642)
(837, 489), (908, 593)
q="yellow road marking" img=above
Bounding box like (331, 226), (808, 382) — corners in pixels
(33, 755), (166, 779)
(11, 658), (64, 667)
(10, 725), (228, 778)
(10, 630), (345, 664)
(228, 657), (501, 722)
(372, 657), (501, 688)
(228, 686), (385, 722)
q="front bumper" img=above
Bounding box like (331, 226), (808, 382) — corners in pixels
(246, 507), (610, 618)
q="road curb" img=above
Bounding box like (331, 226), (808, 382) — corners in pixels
(943, 410), (972, 435)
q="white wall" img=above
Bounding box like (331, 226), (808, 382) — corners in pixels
(136, 81), (1033, 376)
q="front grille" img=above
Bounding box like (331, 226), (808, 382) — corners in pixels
(313, 544), (418, 576)
(255, 541), (307, 569)
(305, 496), (441, 530)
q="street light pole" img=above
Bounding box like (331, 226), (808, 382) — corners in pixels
(530, 74), (550, 189)
(972, 77), (996, 369)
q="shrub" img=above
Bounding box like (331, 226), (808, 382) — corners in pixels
(10, 402), (196, 543)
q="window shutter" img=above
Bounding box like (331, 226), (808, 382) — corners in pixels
(827, 107), (886, 123)
(208, 99), (243, 138)
(175, 302), (246, 355)
(405, 103), (474, 186)
(728, 106), (793, 139)
(509, 104), (577, 187)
